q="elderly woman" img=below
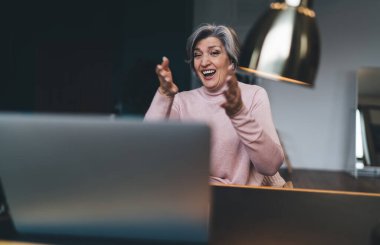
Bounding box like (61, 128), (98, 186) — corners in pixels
(145, 24), (285, 187)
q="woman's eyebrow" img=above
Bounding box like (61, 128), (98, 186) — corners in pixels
(194, 45), (222, 51)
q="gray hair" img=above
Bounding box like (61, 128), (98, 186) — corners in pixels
(186, 23), (240, 71)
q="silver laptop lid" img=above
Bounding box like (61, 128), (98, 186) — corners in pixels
(0, 114), (210, 243)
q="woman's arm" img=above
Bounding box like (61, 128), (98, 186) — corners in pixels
(229, 87), (284, 176)
(144, 91), (179, 120)
(144, 90), (174, 120)
(222, 72), (284, 176)
(144, 56), (179, 120)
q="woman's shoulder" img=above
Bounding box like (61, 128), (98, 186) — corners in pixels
(238, 82), (268, 98)
(237, 82), (271, 111)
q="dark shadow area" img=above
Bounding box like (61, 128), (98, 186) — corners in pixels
(1, 0), (193, 115)
(0, 179), (17, 239)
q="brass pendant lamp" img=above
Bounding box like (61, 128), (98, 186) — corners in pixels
(239, 0), (320, 86)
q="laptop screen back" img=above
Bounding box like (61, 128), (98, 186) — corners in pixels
(0, 114), (211, 243)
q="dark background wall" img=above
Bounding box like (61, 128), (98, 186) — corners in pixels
(1, 0), (193, 115)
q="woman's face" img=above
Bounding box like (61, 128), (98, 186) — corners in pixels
(193, 37), (232, 92)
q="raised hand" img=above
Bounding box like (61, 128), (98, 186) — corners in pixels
(221, 65), (243, 117)
(155, 56), (178, 97)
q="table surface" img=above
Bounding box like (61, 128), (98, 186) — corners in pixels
(2, 185), (380, 245)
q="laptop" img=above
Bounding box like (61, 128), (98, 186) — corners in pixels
(0, 113), (211, 244)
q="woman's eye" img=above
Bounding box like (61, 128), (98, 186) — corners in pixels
(210, 50), (220, 56)
(193, 53), (202, 58)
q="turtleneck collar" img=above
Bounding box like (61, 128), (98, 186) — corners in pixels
(200, 83), (228, 97)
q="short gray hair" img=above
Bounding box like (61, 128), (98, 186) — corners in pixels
(186, 23), (240, 71)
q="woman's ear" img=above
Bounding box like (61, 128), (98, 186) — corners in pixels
(230, 61), (236, 70)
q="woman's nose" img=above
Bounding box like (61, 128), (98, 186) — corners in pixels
(200, 55), (210, 66)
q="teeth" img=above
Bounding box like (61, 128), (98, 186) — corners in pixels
(202, 70), (215, 75)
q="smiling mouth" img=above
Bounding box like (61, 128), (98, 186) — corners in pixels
(201, 69), (216, 79)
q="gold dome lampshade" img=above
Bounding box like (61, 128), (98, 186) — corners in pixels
(239, 0), (320, 86)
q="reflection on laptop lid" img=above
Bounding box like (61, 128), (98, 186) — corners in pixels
(0, 114), (211, 243)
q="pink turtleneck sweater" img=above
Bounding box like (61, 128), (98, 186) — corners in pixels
(145, 82), (285, 187)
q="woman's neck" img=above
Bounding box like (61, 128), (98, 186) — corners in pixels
(201, 83), (228, 97)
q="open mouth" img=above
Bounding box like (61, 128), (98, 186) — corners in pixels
(201, 69), (216, 78)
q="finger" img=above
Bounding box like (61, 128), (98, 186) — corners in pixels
(155, 65), (161, 74)
(158, 71), (172, 85)
(162, 56), (170, 69)
(226, 78), (235, 88)
(223, 90), (237, 104)
(226, 73), (238, 88)
(225, 75), (232, 83)
(220, 101), (228, 109)
(157, 70), (168, 84)
(227, 73), (238, 85)
(225, 75), (235, 90)
(225, 85), (242, 107)
(158, 72), (167, 82)
(227, 63), (236, 75)
(226, 81), (238, 98)
(158, 68), (169, 78)
(223, 89), (232, 97)
(221, 102), (234, 115)
(226, 94), (239, 106)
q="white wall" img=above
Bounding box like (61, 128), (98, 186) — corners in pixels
(193, 0), (380, 171)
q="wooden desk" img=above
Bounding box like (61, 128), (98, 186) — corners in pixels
(211, 185), (380, 245)
(2, 186), (380, 245)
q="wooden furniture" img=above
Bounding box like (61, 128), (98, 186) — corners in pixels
(211, 185), (380, 245)
(2, 185), (380, 245)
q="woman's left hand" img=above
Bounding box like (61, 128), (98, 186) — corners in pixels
(221, 65), (243, 117)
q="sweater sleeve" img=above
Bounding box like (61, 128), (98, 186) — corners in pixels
(229, 87), (284, 176)
(144, 89), (180, 120)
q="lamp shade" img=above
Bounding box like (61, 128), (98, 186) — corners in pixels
(239, 0), (320, 86)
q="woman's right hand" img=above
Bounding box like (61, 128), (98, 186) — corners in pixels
(156, 56), (178, 97)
